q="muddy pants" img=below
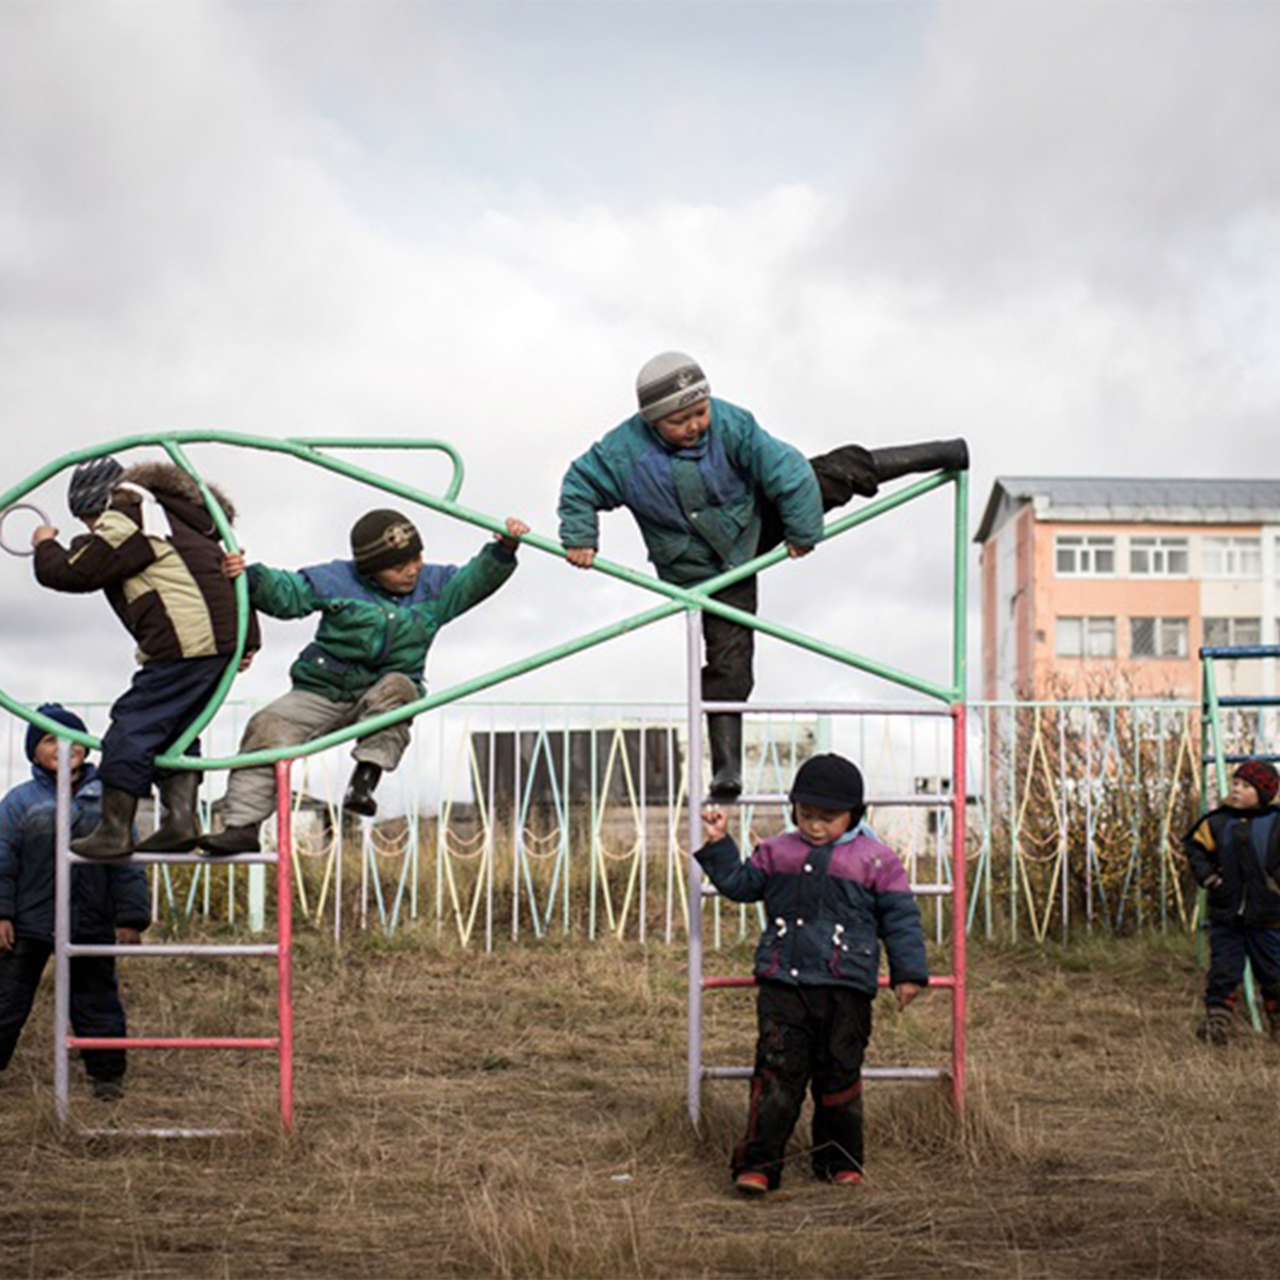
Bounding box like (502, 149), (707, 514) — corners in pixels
(219, 674), (419, 826)
(733, 981), (873, 1189)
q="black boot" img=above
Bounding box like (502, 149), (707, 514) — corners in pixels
(343, 762), (382, 817)
(199, 823), (262, 856)
(135, 772), (202, 853)
(868, 438), (969, 483)
(71, 787), (138, 860)
(707, 715), (743, 802)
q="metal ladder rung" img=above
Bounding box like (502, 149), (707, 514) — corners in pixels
(703, 973), (957, 990)
(705, 1066), (950, 1082)
(65, 943), (278, 958)
(700, 881), (952, 898)
(68, 852), (279, 866)
(69, 1036), (279, 1050)
(78, 1127), (245, 1139)
(702, 701), (955, 719)
(725, 792), (953, 807)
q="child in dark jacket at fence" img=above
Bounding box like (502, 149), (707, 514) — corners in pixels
(1183, 758), (1280, 1045)
(31, 457), (260, 859)
(0, 705), (150, 1100)
(696, 753), (928, 1194)
(202, 509), (529, 853)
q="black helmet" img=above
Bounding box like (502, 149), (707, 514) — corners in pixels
(67, 457), (124, 519)
(789, 753), (865, 819)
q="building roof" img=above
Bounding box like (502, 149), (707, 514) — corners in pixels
(975, 476), (1280, 543)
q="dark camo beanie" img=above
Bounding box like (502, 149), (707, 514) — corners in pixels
(636, 352), (710, 424)
(789, 753), (865, 815)
(26, 703), (89, 763)
(67, 456), (124, 519)
(351, 509), (423, 576)
(1235, 760), (1280, 806)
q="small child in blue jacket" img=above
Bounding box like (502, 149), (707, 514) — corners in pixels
(0, 705), (150, 1099)
(697, 753), (927, 1194)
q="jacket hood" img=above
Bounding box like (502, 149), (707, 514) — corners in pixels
(118, 461), (238, 524)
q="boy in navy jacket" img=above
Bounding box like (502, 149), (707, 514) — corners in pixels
(0, 705), (149, 1098)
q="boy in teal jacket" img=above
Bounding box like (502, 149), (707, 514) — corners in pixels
(202, 509), (528, 853)
(559, 352), (968, 800)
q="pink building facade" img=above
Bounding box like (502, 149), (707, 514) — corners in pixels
(976, 478), (1280, 703)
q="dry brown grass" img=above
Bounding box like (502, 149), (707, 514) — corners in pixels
(2, 929), (1279, 1278)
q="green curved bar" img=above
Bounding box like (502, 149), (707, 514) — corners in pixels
(2, 430), (964, 768)
(0, 430), (466, 763)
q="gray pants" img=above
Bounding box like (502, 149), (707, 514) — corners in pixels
(219, 674), (418, 826)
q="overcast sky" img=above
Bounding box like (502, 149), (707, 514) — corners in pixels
(3, 0), (1279, 746)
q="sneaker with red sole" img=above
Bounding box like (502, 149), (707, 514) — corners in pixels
(832, 1171), (863, 1187)
(734, 1171), (770, 1196)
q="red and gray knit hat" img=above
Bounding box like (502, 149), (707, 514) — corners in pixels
(350, 509), (423, 577)
(1234, 760), (1279, 806)
(636, 352), (710, 424)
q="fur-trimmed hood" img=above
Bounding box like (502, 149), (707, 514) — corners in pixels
(117, 462), (238, 524)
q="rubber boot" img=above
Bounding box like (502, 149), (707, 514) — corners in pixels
(343, 762), (382, 818)
(1196, 1004), (1232, 1046)
(868, 438), (969, 483)
(71, 787), (138, 860)
(135, 772), (202, 853)
(707, 714), (743, 802)
(199, 823), (262, 856)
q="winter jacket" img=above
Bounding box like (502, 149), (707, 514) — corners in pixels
(34, 462), (259, 664)
(557, 398), (823, 586)
(696, 829), (929, 996)
(1184, 805), (1280, 927)
(0, 763), (151, 943)
(246, 540), (518, 702)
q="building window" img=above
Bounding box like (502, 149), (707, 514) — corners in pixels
(1129, 537), (1188, 577)
(1202, 536), (1261, 579)
(1057, 616), (1116, 658)
(1055, 535), (1116, 577)
(1131, 617), (1189, 659)
(1204, 618), (1262, 648)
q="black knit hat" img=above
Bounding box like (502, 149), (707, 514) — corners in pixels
(67, 456), (124, 519)
(1235, 760), (1280, 806)
(350, 509), (423, 576)
(636, 352), (710, 424)
(789, 753), (865, 816)
(26, 703), (89, 763)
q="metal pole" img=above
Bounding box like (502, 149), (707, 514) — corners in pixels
(53, 737), (72, 1123)
(950, 705), (967, 1113)
(275, 760), (295, 1131)
(686, 609), (706, 1129)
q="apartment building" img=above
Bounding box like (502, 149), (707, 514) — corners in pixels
(975, 478), (1280, 701)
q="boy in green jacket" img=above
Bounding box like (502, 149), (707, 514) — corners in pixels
(202, 509), (528, 853)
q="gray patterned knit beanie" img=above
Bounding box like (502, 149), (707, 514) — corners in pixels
(636, 352), (710, 424)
